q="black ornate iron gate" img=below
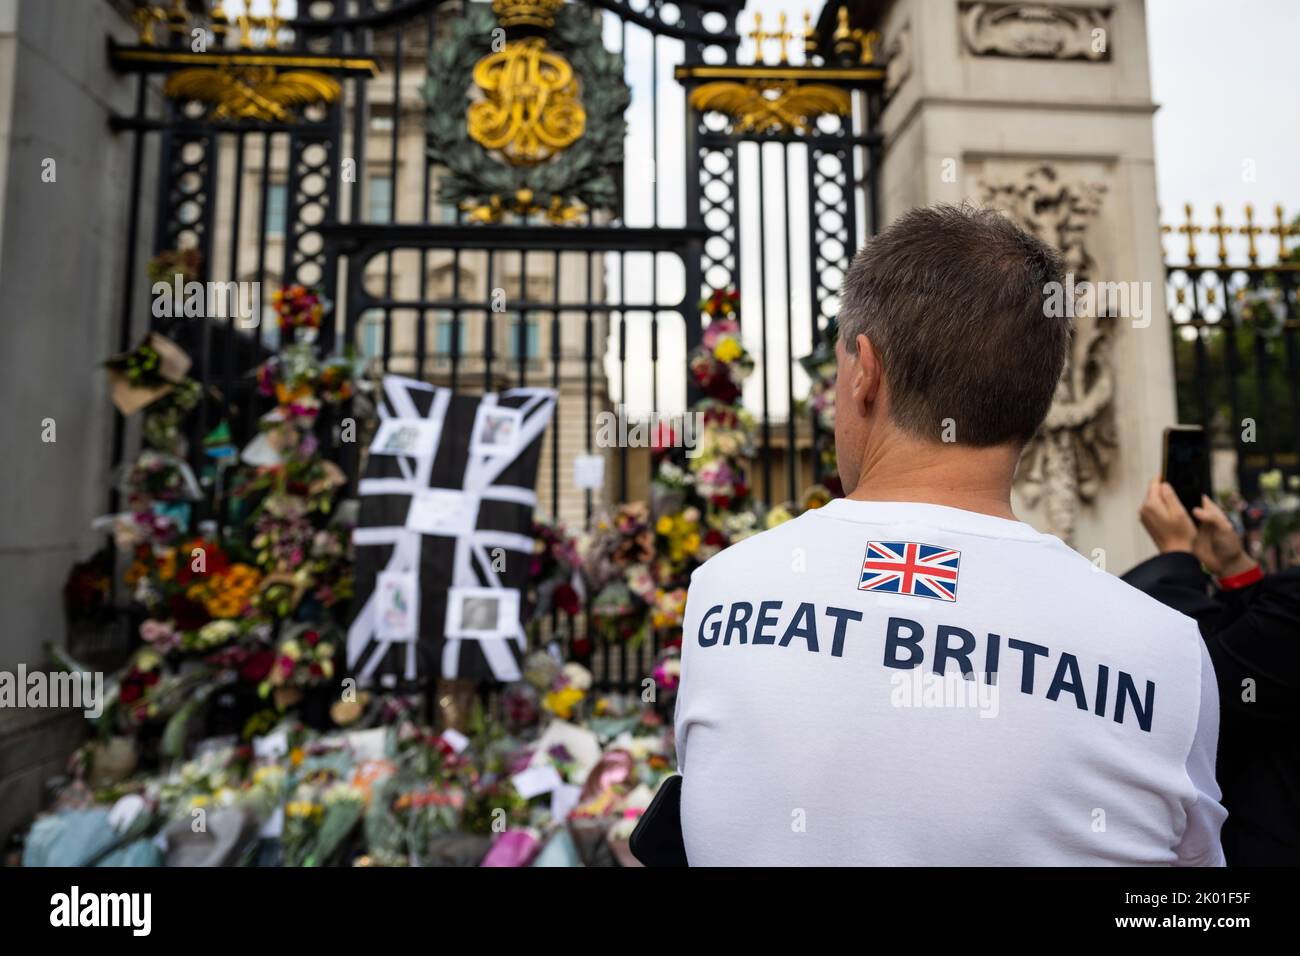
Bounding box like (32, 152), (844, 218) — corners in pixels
(108, 0), (883, 688)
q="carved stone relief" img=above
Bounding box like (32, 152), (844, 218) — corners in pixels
(960, 3), (1111, 61)
(980, 163), (1115, 544)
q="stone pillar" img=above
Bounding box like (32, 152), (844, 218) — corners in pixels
(0, 0), (152, 846)
(864, 0), (1173, 573)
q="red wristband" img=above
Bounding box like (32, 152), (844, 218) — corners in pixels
(1216, 564), (1263, 590)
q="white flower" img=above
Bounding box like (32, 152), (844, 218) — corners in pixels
(562, 662), (593, 691)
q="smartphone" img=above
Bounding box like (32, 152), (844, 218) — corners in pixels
(1162, 425), (1211, 518)
(629, 774), (687, 867)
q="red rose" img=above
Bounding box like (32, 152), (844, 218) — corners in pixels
(169, 594), (210, 631)
(119, 682), (142, 704)
(304, 630), (320, 646)
(239, 649), (275, 684)
(553, 583), (580, 616)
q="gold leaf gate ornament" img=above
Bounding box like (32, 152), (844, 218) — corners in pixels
(689, 79), (850, 135)
(467, 37), (586, 166)
(165, 65), (340, 123)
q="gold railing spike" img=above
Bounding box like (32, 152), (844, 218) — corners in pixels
(803, 10), (818, 58)
(1176, 202), (1202, 265)
(267, 0), (281, 50)
(238, 14), (255, 49)
(211, 2), (230, 44)
(777, 12), (792, 65)
(833, 6), (856, 58)
(748, 12), (765, 65)
(133, 6), (163, 46)
(1208, 203), (1232, 265)
(859, 29), (880, 65)
(1268, 203), (1290, 263)
(834, 6), (851, 40)
(1240, 203), (1262, 266)
(167, 0), (189, 36)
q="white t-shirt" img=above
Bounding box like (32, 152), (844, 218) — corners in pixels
(674, 499), (1226, 866)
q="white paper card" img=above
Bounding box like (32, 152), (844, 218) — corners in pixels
(253, 730), (289, 761)
(573, 453), (605, 490)
(550, 783), (584, 821)
(511, 763), (564, 800)
(375, 570), (420, 642)
(405, 488), (476, 536)
(439, 728), (470, 754)
(260, 805), (284, 838)
(370, 417), (440, 458)
(344, 727), (388, 763)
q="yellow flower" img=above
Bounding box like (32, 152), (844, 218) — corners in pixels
(713, 336), (743, 362)
(135, 648), (162, 672)
(682, 532), (700, 555)
(156, 550), (177, 582)
(543, 686), (585, 720)
(285, 800), (321, 819)
(655, 514), (674, 535)
(290, 747), (305, 767)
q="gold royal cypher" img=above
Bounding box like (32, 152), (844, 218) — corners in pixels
(467, 37), (586, 166)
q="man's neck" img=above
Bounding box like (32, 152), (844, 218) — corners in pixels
(845, 440), (1020, 521)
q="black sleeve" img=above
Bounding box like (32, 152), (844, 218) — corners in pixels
(1205, 569), (1300, 725)
(1122, 555), (1300, 726)
(1120, 552), (1224, 630)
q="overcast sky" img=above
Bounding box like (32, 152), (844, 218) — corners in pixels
(1147, 0), (1300, 265)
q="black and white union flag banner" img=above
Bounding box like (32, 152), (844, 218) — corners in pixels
(347, 375), (555, 685)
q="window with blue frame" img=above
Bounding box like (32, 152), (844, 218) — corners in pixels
(367, 175), (393, 223)
(435, 311), (465, 356)
(265, 182), (287, 236)
(507, 313), (540, 359)
(359, 309), (384, 360)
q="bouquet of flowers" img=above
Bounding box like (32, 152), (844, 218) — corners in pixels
(580, 504), (658, 644)
(146, 248), (203, 287)
(272, 284), (329, 335)
(260, 624), (338, 710)
(524, 517), (583, 624)
(690, 318), (753, 404)
(254, 342), (359, 426)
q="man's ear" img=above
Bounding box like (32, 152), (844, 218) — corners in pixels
(852, 333), (882, 412)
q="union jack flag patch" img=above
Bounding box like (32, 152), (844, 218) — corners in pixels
(858, 541), (961, 602)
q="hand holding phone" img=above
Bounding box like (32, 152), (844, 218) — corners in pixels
(1161, 426), (1210, 519)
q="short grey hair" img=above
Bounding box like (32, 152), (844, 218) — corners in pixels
(838, 203), (1069, 447)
